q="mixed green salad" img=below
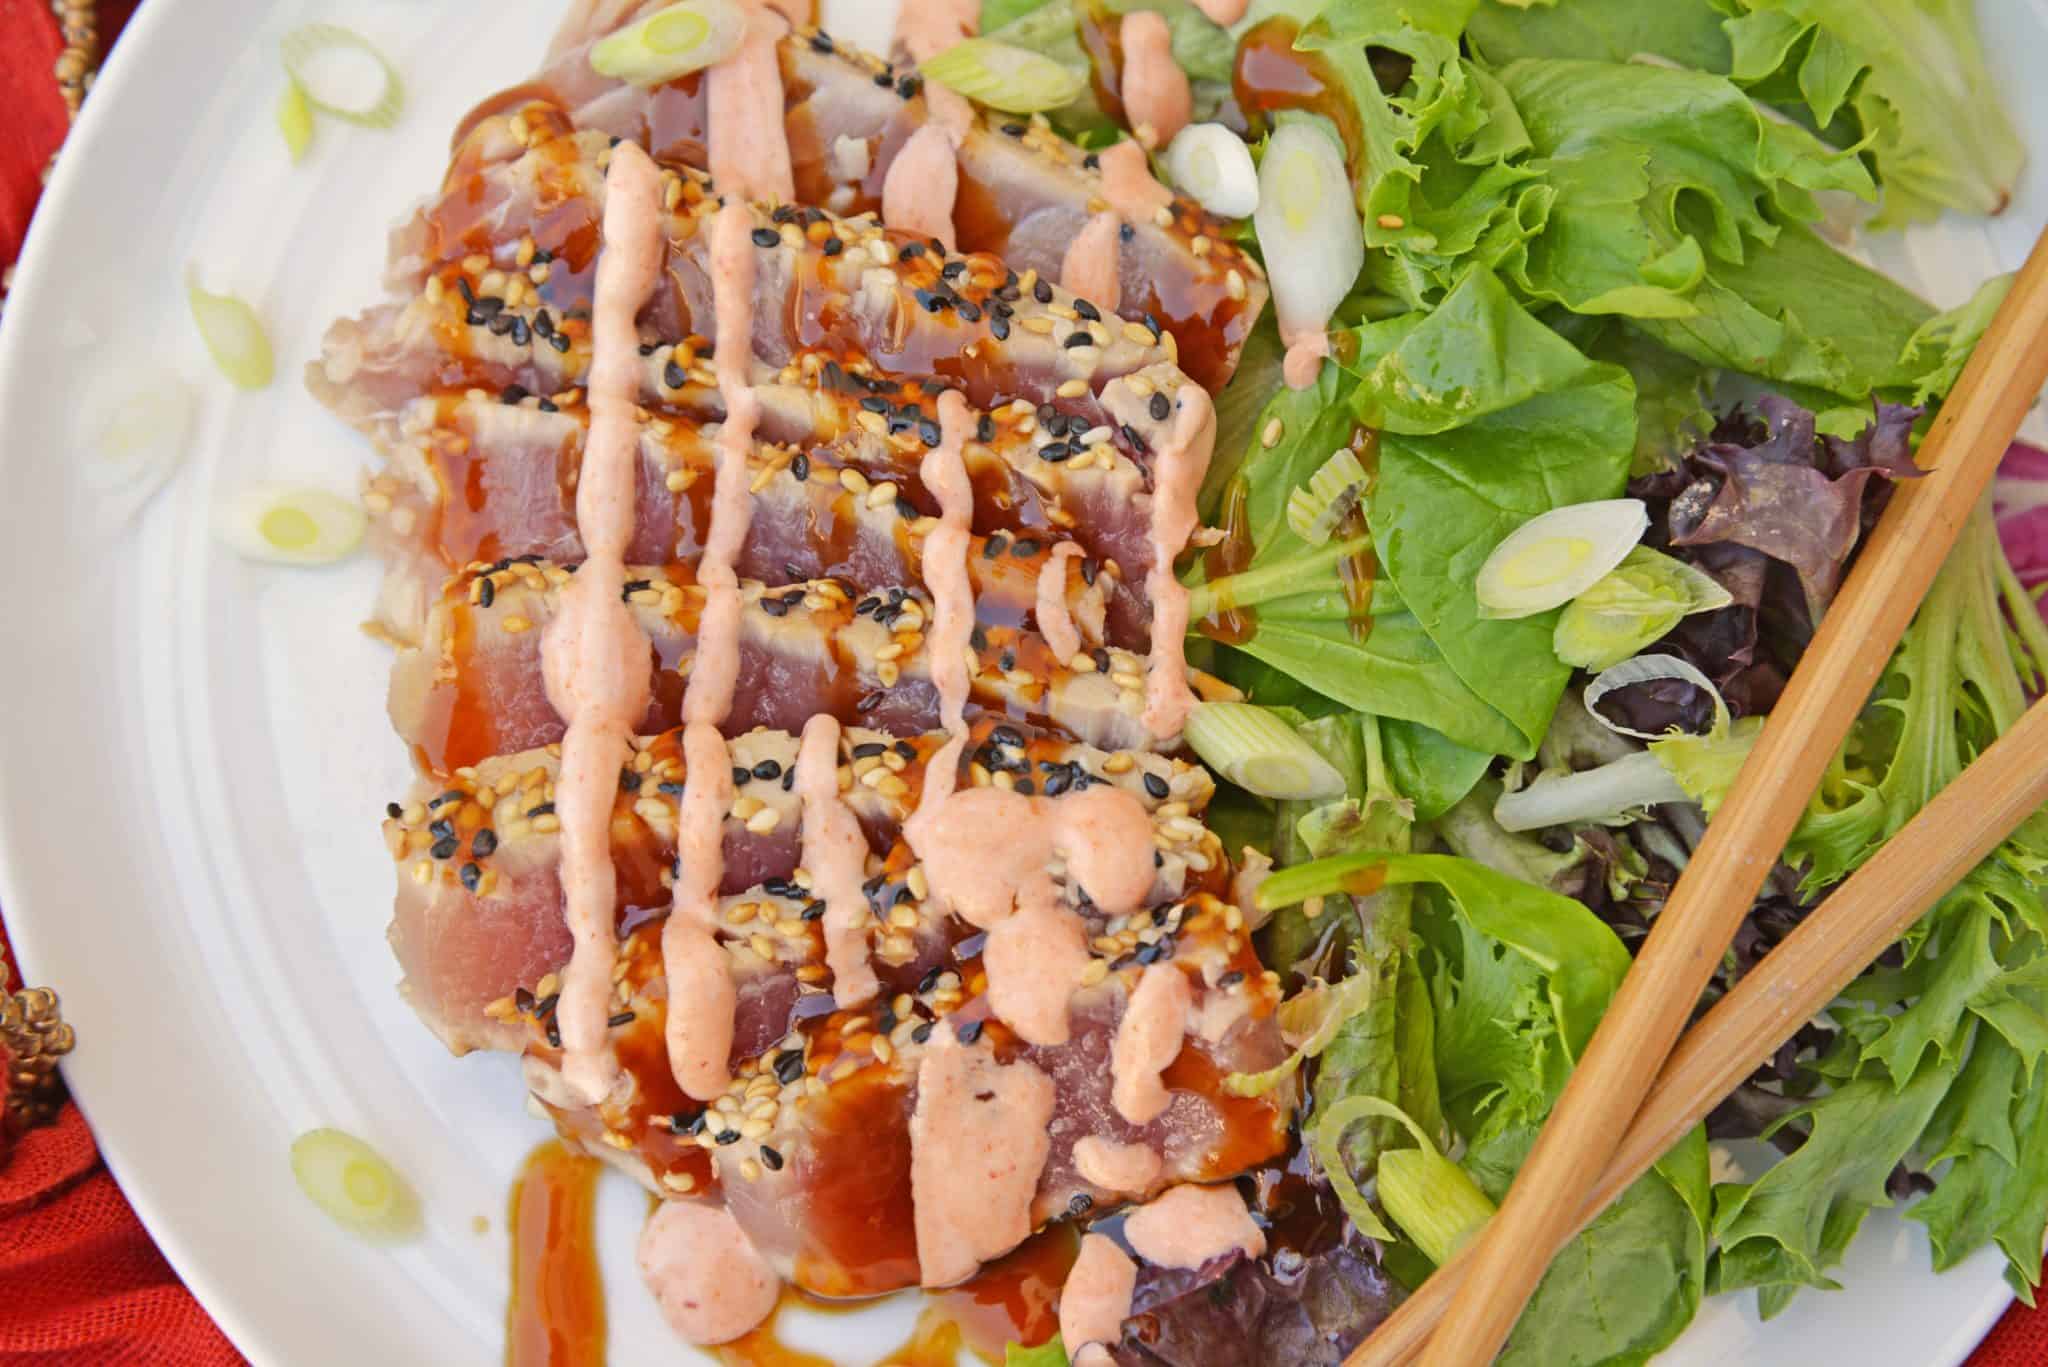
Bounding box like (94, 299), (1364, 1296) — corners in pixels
(961, 0), (2048, 1361)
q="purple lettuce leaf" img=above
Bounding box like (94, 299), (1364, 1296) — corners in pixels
(1108, 1243), (1401, 1367)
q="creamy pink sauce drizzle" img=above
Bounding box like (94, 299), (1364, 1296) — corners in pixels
(638, 1200), (782, 1344)
(1072, 1135), (1163, 1195)
(660, 198), (768, 1105)
(983, 888), (1093, 1046)
(706, 7), (795, 202)
(1281, 326), (1331, 391)
(1059, 1233), (1138, 1367)
(913, 785), (1156, 929)
(1097, 139), (1173, 222)
(540, 141), (665, 1106)
(1190, 0), (1250, 25)
(1034, 541), (1089, 664)
(919, 390), (979, 731)
(796, 714), (880, 1009)
(1119, 12), (1192, 149)
(636, 7), (805, 1344)
(910, 1034), (1055, 1287)
(1110, 962), (1192, 1125)
(1058, 210), (1124, 315)
(1123, 1183), (1267, 1269)
(1141, 386), (1216, 739)
(882, 0), (976, 248)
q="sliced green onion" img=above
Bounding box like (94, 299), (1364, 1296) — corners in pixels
(1184, 702), (1347, 801)
(921, 38), (1085, 114)
(1554, 547), (1731, 670)
(290, 1129), (419, 1239)
(1253, 122), (1363, 346)
(1164, 123), (1258, 218)
(589, 0), (746, 88)
(1582, 652), (1730, 741)
(217, 484), (366, 565)
(1493, 750), (1687, 833)
(1312, 1095), (1493, 1265)
(281, 24), (404, 128)
(1284, 448), (1373, 546)
(185, 267), (274, 390)
(79, 370), (193, 510)
(1222, 973), (1374, 1097)
(1474, 499), (1648, 620)
(277, 80), (314, 163)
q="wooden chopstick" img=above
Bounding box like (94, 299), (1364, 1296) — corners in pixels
(1388, 223), (2048, 1367)
(1350, 692), (2048, 1367)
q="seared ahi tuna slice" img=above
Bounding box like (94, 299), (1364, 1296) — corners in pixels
(317, 134), (1178, 440)
(385, 721), (1222, 1054)
(502, 13), (1267, 388)
(389, 561), (1147, 770)
(526, 890), (1286, 1298)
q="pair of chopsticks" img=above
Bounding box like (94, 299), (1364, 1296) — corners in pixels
(1351, 222), (2048, 1367)
(1353, 690), (2048, 1365)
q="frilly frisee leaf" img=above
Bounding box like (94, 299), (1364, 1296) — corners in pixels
(1223, 972), (1376, 1098)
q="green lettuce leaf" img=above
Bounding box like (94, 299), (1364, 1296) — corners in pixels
(1466, 0), (1736, 71)
(1910, 1028), (2048, 1302)
(1720, 0), (2027, 227)
(1003, 1337), (1070, 1367)
(1348, 266), (1638, 757)
(981, 0), (1236, 136)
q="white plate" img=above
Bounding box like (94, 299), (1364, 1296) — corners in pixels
(1, 2), (2043, 1363)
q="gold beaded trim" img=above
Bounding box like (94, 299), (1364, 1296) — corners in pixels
(2, 961), (74, 1139)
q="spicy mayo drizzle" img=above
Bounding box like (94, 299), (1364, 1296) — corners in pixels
(1141, 386), (1217, 739)
(1034, 541), (1089, 665)
(919, 391), (979, 731)
(796, 714), (879, 1008)
(1118, 11), (1191, 149)
(882, 0), (978, 248)
(541, 140), (665, 1105)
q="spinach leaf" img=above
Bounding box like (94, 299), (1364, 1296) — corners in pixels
(1348, 267), (1639, 757)
(1382, 717), (1493, 822)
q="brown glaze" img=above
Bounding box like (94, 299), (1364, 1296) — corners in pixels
(1197, 475), (1256, 645)
(1231, 18), (1364, 174)
(507, 1142), (607, 1367)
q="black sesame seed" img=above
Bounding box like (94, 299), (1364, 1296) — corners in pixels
(527, 801), (556, 818)
(545, 1020), (561, 1048)
(752, 760), (784, 781)
(1144, 772), (1170, 799)
(487, 312), (516, 337)
(984, 534), (1007, 559)
(956, 1020), (984, 1045)
(472, 828), (499, 857)
(1012, 538), (1041, 557)
(774, 1049), (806, 1084)
(990, 315), (1010, 340)
(1063, 332), (1093, 349)
(760, 1144), (785, 1171)
(957, 299), (982, 323)
(751, 227), (780, 248)
(459, 862), (482, 891)
(893, 740), (916, 760)
(477, 575), (496, 607)
(431, 836), (460, 860)
(1080, 558), (1099, 586)
(509, 316), (531, 347)
(1149, 392), (1171, 421)
(1001, 122), (1025, 137)
(791, 452), (810, 481)
(911, 1022), (934, 1043)
(716, 1129), (742, 1146)
(619, 767), (643, 792)
(500, 382), (528, 404)
(1119, 222), (1135, 243)
(1068, 1193), (1095, 1216)
(918, 419), (941, 448)
(809, 29), (833, 52)
(761, 594), (791, 618)
(515, 987), (536, 1013)
(857, 690), (884, 711)
(1092, 648), (1111, 673)
(852, 741), (887, 758)
(1082, 153), (1100, 170)
(657, 780), (686, 797)
(1219, 970), (1246, 988)
(874, 71), (894, 88)
(1033, 279), (1053, 304)
(823, 235), (844, 256)
(1073, 298), (1100, 322)
(534, 993), (560, 1018)
(456, 277), (475, 304)
(538, 398), (559, 413)
(899, 241), (926, 260)
(733, 766), (753, 787)
(664, 359), (687, 389)
(675, 1110), (707, 1135)
(917, 966), (942, 994)
(976, 414), (994, 442)
(534, 309), (554, 336)
(1014, 778), (1036, 796)
(548, 331), (571, 353)
(801, 899), (826, 921)
(608, 1010), (636, 1028)
(385, 801), (403, 820)
(896, 74), (922, 99)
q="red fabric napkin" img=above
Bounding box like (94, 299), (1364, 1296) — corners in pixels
(0, 3), (2041, 1363)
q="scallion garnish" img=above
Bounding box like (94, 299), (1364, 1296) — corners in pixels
(1184, 702), (1347, 801)
(185, 267), (273, 390)
(1253, 122), (1363, 352)
(276, 80), (314, 163)
(1315, 1096), (1495, 1266)
(921, 38), (1084, 114)
(588, 0), (746, 88)
(1284, 448), (1374, 546)
(1164, 123), (1258, 219)
(1474, 498), (1649, 619)
(281, 24), (404, 129)
(216, 484), (366, 566)
(290, 1129), (419, 1239)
